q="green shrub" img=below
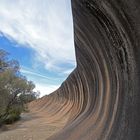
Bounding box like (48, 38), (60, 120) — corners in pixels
(4, 113), (20, 124)
(4, 106), (22, 124)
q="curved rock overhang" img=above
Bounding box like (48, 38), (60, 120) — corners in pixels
(29, 0), (140, 139)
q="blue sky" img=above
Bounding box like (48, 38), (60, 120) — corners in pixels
(0, 0), (76, 97)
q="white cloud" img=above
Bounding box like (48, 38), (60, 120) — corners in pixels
(34, 84), (59, 97)
(0, 0), (76, 72)
(0, 0), (76, 96)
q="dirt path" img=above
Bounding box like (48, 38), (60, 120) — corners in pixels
(0, 112), (67, 140)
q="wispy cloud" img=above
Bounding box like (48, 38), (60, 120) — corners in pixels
(0, 0), (76, 72)
(20, 67), (60, 97)
(20, 67), (61, 81)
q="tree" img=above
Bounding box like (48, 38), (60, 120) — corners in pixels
(0, 49), (39, 125)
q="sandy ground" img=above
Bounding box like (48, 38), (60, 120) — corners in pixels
(0, 112), (67, 140)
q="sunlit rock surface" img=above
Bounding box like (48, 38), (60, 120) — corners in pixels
(29, 0), (140, 139)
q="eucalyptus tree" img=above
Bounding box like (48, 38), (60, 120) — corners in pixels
(0, 49), (39, 125)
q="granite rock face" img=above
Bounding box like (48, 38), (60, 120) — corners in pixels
(30, 0), (140, 139)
